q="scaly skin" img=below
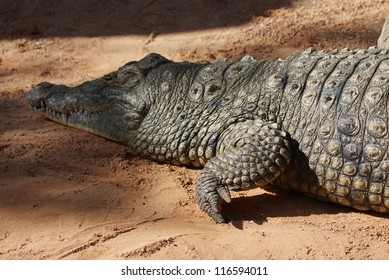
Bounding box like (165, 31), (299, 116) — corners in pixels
(27, 48), (389, 223)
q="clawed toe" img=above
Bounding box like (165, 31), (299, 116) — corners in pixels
(196, 176), (231, 223)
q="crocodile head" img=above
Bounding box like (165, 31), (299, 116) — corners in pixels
(27, 54), (170, 143)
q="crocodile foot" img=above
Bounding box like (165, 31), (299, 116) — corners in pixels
(196, 169), (232, 223)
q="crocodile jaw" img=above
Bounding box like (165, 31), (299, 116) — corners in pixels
(26, 81), (146, 143)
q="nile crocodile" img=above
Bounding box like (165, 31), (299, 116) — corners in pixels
(27, 47), (389, 223)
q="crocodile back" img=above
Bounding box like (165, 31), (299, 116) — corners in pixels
(273, 48), (389, 212)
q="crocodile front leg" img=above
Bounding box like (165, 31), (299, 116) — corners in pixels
(196, 119), (292, 223)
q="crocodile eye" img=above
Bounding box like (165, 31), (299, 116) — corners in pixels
(116, 70), (132, 83)
(114, 63), (144, 88)
(103, 74), (114, 85)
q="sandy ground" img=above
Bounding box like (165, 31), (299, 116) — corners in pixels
(1, 0), (389, 260)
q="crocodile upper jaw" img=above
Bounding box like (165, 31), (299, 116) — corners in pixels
(27, 81), (146, 143)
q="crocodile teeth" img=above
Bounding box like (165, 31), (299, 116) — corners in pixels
(61, 113), (68, 123)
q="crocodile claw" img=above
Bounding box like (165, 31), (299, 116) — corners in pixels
(196, 180), (231, 223)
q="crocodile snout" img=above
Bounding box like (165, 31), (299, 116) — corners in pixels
(27, 82), (55, 111)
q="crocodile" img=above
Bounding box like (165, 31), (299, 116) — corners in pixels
(27, 47), (389, 223)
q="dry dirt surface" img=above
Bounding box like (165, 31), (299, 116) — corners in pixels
(1, 0), (389, 260)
